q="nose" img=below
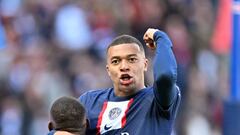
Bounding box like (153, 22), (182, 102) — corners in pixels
(120, 60), (129, 72)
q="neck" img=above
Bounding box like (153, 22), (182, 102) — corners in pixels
(114, 85), (146, 97)
(54, 131), (75, 135)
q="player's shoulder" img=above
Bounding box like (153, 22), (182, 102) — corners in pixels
(79, 88), (112, 103)
(83, 88), (111, 96)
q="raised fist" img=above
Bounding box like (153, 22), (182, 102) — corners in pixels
(143, 28), (158, 50)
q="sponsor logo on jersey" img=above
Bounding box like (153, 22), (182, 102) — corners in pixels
(104, 124), (112, 130)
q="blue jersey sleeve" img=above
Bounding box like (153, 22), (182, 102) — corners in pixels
(152, 30), (179, 110)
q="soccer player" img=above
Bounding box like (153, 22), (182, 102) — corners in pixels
(79, 28), (181, 135)
(48, 96), (87, 135)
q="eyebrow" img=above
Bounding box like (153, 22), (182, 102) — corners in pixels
(110, 54), (138, 60)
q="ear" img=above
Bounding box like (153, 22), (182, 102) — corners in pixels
(48, 121), (55, 131)
(106, 65), (111, 76)
(144, 58), (148, 71)
(86, 119), (90, 129)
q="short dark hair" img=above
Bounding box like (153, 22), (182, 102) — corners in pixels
(50, 96), (86, 134)
(107, 35), (145, 54)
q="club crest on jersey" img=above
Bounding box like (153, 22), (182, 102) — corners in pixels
(108, 107), (122, 120)
(98, 99), (133, 134)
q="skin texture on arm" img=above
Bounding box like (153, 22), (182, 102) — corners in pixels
(144, 28), (178, 109)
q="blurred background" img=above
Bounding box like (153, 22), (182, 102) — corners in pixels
(0, 0), (233, 135)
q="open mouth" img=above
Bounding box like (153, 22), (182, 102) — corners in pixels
(120, 74), (133, 85)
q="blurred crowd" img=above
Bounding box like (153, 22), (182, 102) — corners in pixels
(0, 0), (230, 135)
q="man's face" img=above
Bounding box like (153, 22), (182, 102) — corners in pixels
(106, 43), (148, 97)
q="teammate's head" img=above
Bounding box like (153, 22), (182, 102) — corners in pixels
(54, 131), (77, 135)
(48, 96), (87, 135)
(106, 35), (148, 97)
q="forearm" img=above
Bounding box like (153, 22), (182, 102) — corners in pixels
(153, 31), (177, 109)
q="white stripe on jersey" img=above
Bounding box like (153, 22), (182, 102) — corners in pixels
(100, 100), (132, 134)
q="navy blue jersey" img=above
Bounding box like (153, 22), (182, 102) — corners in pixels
(79, 31), (181, 135)
(47, 130), (56, 135)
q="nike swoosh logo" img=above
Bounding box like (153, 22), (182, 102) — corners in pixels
(104, 124), (112, 130)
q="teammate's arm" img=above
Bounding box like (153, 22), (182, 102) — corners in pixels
(144, 28), (178, 109)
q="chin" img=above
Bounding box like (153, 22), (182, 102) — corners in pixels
(119, 85), (136, 93)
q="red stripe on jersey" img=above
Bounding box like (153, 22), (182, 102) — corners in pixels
(97, 101), (108, 135)
(121, 98), (134, 127)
